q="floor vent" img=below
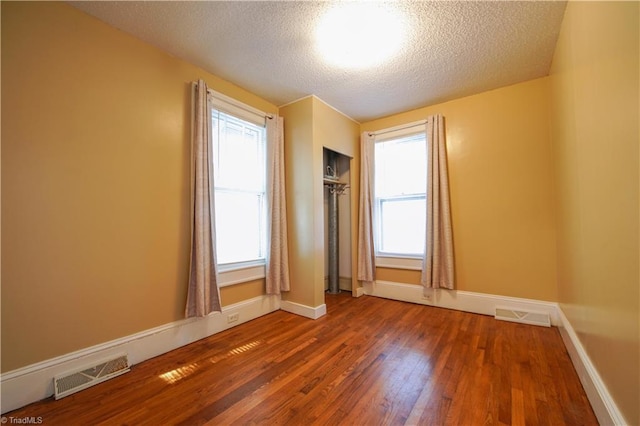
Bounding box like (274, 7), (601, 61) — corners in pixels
(495, 307), (550, 327)
(54, 353), (130, 400)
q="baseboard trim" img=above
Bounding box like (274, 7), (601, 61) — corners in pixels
(557, 307), (627, 425)
(280, 300), (327, 319)
(323, 276), (353, 292)
(0, 294), (280, 414)
(364, 280), (560, 325)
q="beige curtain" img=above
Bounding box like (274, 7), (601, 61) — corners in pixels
(265, 116), (291, 294)
(357, 132), (376, 284)
(185, 80), (222, 317)
(421, 114), (455, 290)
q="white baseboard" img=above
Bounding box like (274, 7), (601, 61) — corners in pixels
(280, 300), (327, 319)
(364, 280), (560, 325)
(0, 294), (280, 414)
(557, 307), (627, 426)
(339, 277), (352, 292)
(323, 277), (353, 292)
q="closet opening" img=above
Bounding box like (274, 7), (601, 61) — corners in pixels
(323, 148), (352, 294)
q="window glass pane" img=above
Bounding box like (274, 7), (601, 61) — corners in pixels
(215, 191), (265, 264)
(374, 132), (427, 256)
(375, 135), (426, 197)
(212, 113), (265, 192)
(378, 198), (426, 255)
(211, 109), (267, 265)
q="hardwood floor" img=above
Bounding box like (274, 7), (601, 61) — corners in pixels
(5, 293), (597, 425)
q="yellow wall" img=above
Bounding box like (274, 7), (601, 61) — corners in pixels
(280, 97), (360, 307)
(4, 7), (638, 425)
(1, 2), (277, 372)
(311, 99), (361, 295)
(280, 97), (320, 307)
(376, 268), (421, 285)
(549, 1), (639, 423)
(361, 77), (558, 302)
(220, 280), (265, 306)
(313, 98), (359, 159)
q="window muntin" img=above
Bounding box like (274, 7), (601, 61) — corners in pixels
(212, 110), (267, 265)
(374, 132), (427, 257)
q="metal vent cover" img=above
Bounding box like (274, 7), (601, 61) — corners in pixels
(495, 307), (550, 327)
(54, 354), (130, 399)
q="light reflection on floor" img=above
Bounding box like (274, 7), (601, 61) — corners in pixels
(158, 340), (264, 384)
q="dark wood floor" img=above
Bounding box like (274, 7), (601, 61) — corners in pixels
(6, 293), (597, 425)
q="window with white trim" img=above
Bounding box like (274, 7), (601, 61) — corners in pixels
(211, 109), (267, 266)
(374, 131), (427, 258)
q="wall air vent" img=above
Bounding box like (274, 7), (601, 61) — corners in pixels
(54, 353), (130, 399)
(495, 307), (550, 327)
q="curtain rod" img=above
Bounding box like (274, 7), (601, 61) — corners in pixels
(368, 119), (428, 137)
(205, 86), (274, 120)
(224, 101), (273, 120)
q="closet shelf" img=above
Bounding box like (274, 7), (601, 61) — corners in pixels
(323, 177), (349, 195)
(323, 176), (346, 185)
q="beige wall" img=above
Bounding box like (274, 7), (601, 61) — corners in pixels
(361, 77), (558, 302)
(1, 2), (277, 372)
(549, 1), (639, 423)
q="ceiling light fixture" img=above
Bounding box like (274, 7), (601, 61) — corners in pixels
(315, 2), (407, 70)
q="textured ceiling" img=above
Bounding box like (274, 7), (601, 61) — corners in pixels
(69, 1), (567, 122)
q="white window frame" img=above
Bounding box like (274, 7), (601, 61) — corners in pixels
(373, 124), (427, 270)
(217, 261), (265, 288)
(208, 90), (269, 285)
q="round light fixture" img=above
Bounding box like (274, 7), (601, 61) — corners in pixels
(315, 3), (407, 70)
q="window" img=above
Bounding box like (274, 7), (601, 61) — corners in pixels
(374, 131), (427, 258)
(212, 110), (267, 266)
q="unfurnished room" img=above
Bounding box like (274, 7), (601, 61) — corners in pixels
(1, 1), (638, 425)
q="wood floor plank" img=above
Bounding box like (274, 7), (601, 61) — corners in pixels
(5, 293), (598, 425)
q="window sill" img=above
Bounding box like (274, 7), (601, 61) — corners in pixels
(218, 261), (266, 287)
(375, 255), (422, 271)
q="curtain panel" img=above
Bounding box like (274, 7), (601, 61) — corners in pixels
(421, 114), (455, 290)
(185, 80), (222, 318)
(357, 132), (376, 284)
(266, 116), (291, 294)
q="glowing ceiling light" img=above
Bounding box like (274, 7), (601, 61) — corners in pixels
(315, 3), (407, 70)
